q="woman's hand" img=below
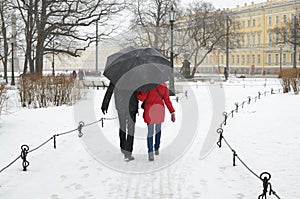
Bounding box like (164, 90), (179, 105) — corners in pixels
(171, 112), (175, 122)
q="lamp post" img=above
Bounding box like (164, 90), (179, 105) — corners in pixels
(293, 15), (297, 69)
(52, 41), (55, 76)
(30, 43), (35, 74)
(169, 5), (175, 96)
(225, 15), (230, 80)
(10, 38), (15, 85)
(95, 19), (99, 73)
(279, 45), (283, 71)
(217, 47), (221, 72)
(51, 40), (60, 76)
(0, 1), (7, 83)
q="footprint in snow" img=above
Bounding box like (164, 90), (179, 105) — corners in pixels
(75, 184), (82, 190)
(83, 173), (90, 178)
(69, 183), (82, 190)
(80, 166), (89, 170)
(64, 186), (71, 191)
(84, 191), (93, 198)
(60, 175), (67, 181)
(192, 191), (202, 198)
(50, 194), (59, 199)
(236, 193), (244, 199)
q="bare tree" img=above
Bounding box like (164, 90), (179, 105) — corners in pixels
(15, 0), (36, 74)
(273, 17), (300, 46)
(12, 0), (126, 74)
(183, 1), (228, 77)
(0, 1), (10, 83)
(127, 0), (180, 55)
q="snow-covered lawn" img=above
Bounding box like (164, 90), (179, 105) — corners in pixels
(0, 78), (299, 199)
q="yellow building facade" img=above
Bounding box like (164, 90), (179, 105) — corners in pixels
(201, 0), (300, 75)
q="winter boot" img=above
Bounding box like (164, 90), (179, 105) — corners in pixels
(148, 153), (154, 161)
(124, 152), (135, 161)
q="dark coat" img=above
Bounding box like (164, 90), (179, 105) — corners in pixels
(101, 82), (138, 115)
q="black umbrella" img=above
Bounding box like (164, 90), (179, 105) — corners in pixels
(103, 46), (171, 91)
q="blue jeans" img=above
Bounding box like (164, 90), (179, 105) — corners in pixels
(147, 123), (161, 154)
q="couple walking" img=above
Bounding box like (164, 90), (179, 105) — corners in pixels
(101, 82), (175, 161)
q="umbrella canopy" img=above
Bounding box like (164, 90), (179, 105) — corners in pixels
(103, 46), (171, 91)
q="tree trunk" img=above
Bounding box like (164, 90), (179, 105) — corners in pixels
(191, 49), (213, 77)
(23, 48), (29, 74)
(0, 2), (8, 83)
(35, 0), (47, 74)
(35, 41), (44, 74)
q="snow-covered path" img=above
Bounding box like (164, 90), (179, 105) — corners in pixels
(1, 78), (299, 198)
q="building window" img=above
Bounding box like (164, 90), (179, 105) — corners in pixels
(242, 55), (245, 64)
(258, 54), (261, 64)
(258, 18), (261, 27)
(291, 53), (294, 64)
(291, 14), (295, 21)
(252, 19), (256, 27)
(283, 14), (287, 23)
(283, 54), (286, 64)
(242, 21), (245, 28)
(252, 54), (255, 64)
(247, 34), (250, 46)
(237, 55), (240, 64)
(247, 55), (250, 64)
(242, 35), (245, 46)
(276, 16), (279, 24)
(268, 16), (272, 25)
(268, 54), (272, 65)
(275, 54), (279, 64)
(252, 34), (256, 46)
(236, 36), (240, 48)
(232, 55), (235, 64)
(258, 34), (261, 46)
(268, 32), (272, 44)
(283, 34), (287, 43)
(248, 20), (250, 27)
(221, 55), (224, 65)
(275, 33), (279, 44)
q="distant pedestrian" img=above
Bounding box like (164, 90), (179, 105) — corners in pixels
(72, 70), (77, 80)
(78, 69), (84, 80)
(137, 83), (175, 161)
(224, 67), (228, 81)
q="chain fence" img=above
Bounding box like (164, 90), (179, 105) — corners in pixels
(0, 117), (117, 173)
(215, 87), (282, 199)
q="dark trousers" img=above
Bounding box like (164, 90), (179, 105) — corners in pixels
(118, 111), (136, 153)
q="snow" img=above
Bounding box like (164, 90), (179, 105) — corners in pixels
(0, 77), (299, 199)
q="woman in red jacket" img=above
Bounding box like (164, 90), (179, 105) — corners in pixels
(137, 83), (175, 161)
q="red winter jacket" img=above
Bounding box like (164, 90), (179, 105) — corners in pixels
(137, 83), (175, 124)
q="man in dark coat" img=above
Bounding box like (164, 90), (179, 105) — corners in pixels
(101, 82), (138, 161)
(224, 67), (229, 81)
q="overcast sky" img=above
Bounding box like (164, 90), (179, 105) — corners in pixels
(181, 0), (267, 9)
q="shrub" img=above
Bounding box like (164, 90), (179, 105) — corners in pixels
(0, 84), (8, 115)
(278, 69), (300, 94)
(18, 74), (84, 108)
